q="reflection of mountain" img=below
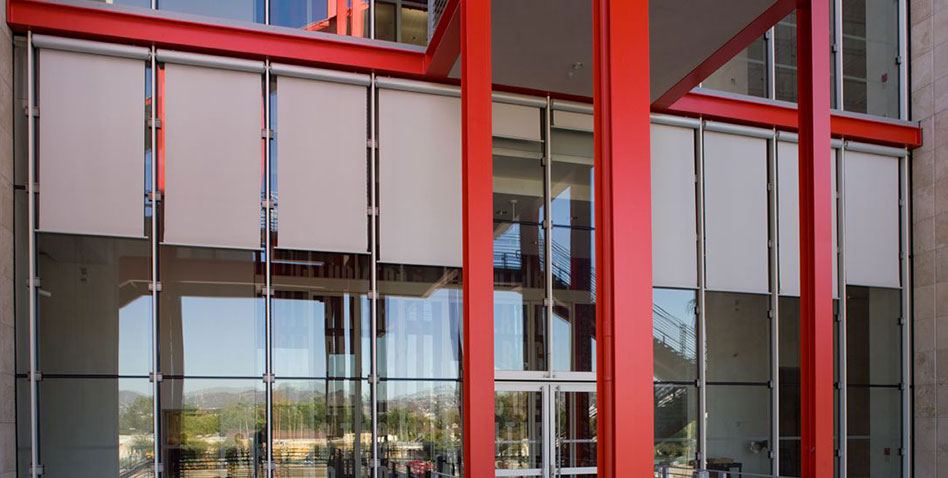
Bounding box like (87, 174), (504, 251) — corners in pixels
(119, 390), (147, 408)
(182, 386), (263, 409)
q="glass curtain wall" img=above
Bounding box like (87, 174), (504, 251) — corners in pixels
(701, 0), (903, 119)
(83, 0), (429, 45)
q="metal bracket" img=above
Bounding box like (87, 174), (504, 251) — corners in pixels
(147, 118), (162, 129)
(156, 463), (164, 473)
(262, 198), (274, 210)
(368, 374), (378, 385)
(831, 43), (838, 53)
(366, 138), (377, 149)
(23, 105), (38, 117)
(29, 276), (41, 288)
(261, 128), (274, 140)
(768, 379), (774, 389)
(148, 282), (162, 292)
(30, 464), (44, 476)
(263, 373), (275, 384)
(258, 285), (272, 296)
(264, 462), (276, 471)
(149, 372), (163, 383)
(149, 190), (162, 202)
(543, 297), (552, 307)
(367, 206), (379, 216)
(367, 290), (378, 300)
(895, 55), (903, 65)
(29, 370), (42, 382)
(32, 182), (39, 193)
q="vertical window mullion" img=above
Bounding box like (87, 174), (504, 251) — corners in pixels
(149, 45), (161, 478)
(768, 131), (781, 477)
(264, 60), (274, 478)
(695, 120), (708, 470)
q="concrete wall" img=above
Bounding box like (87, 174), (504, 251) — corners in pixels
(0, 0), (15, 477)
(910, 0), (948, 473)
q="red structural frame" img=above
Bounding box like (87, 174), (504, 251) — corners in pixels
(593, 0), (654, 476)
(796, 0), (835, 476)
(5, 0), (920, 476)
(459, 0), (495, 476)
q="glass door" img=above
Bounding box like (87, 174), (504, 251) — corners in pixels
(552, 383), (597, 477)
(495, 383), (597, 477)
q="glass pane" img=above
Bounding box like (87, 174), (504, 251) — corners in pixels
(846, 286), (901, 386)
(88, 0), (151, 7)
(551, 226), (595, 373)
(494, 138), (544, 223)
(495, 389), (543, 470)
(654, 384), (698, 471)
(373, 2), (429, 46)
(494, 223), (546, 371)
(271, 0), (370, 38)
(159, 246), (265, 377)
(653, 288), (698, 382)
(706, 292), (770, 383)
(17, 378), (30, 478)
(377, 380), (461, 476)
(846, 386), (901, 477)
(36, 234), (152, 376)
(555, 390), (596, 470)
(702, 37), (768, 98)
(272, 250), (370, 379)
(842, 0), (899, 117)
(160, 378), (266, 477)
(551, 128), (594, 229)
(706, 385), (771, 476)
(774, 15), (798, 103)
(157, 0), (265, 23)
(39, 378), (154, 477)
(779, 297), (801, 477)
(272, 379), (371, 477)
(378, 264), (462, 379)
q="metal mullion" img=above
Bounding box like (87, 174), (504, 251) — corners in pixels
(369, 73), (380, 478)
(149, 44), (161, 478)
(836, 146), (847, 478)
(767, 131), (780, 476)
(264, 60), (273, 478)
(834, 0), (844, 110)
(898, 0), (908, 120)
(899, 155), (911, 478)
(695, 120), (708, 470)
(26, 30), (39, 478)
(544, 97), (554, 381)
(767, 27), (776, 100)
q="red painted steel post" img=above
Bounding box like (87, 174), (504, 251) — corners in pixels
(460, 0), (494, 476)
(797, 0), (834, 476)
(592, 0), (654, 476)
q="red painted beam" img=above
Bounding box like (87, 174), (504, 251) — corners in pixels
(797, 0), (834, 476)
(666, 91), (923, 148)
(8, 0), (426, 75)
(424, 0), (460, 77)
(460, 0), (494, 476)
(593, 0), (653, 476)
(652, 0), (797, 109)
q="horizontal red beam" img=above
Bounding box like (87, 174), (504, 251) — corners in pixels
(666, 90), (923, 148)
(8, 0), (427, 75)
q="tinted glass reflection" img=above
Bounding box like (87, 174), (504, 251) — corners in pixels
(270, 0), (369, 37)
(653, 288), (698, 382)
(555, 391), (596, 469)
(89, 0), (151, 7)
(551, 128), (594, 228)
(706, 385), (771, 476)
(39, 378), (153, 477)
(702, 37), (768, 98)
(377, 380), (461, 476)
(847, 386), (901, 477)
(378, 264), (462, 379)
(846, 286), (901, 386)
(157, 0), (265, 23)
(706, 292), (770, 383)
(494, 222), (546, 371)
(272, 379), (371, 477)
(160, 246), (265, 377)
(36, 233), (152, 376)
(374, 1), (428, 46)
(160, 379), (266, 477)
(495, 390), (543, 470)
(494, 137), (544, 223)
(272, 251), (370, 379)
(842, 0), (899, 117)
(552, 227), (595, 372)
(778, 297), (802, 477)
(654, 384), (698, 471)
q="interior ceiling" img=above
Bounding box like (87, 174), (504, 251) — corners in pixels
(448, 0), (776, 104)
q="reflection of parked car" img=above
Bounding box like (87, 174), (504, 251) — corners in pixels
(407, 460), (433, 474)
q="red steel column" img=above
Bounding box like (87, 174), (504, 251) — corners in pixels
(796, 0), (834, 476)
(592, 0), (653, 476)
(460, 0), (494, 476)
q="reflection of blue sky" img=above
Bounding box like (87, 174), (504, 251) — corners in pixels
(382, 289), (461, 379)
(158, 0), (264, 23)
(272, 295), (370, 378)
(180, 297), (264, 376)
(653, 288), (697, 362)
(119, 296), (153, 375)
(494, 290), (526, 371)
